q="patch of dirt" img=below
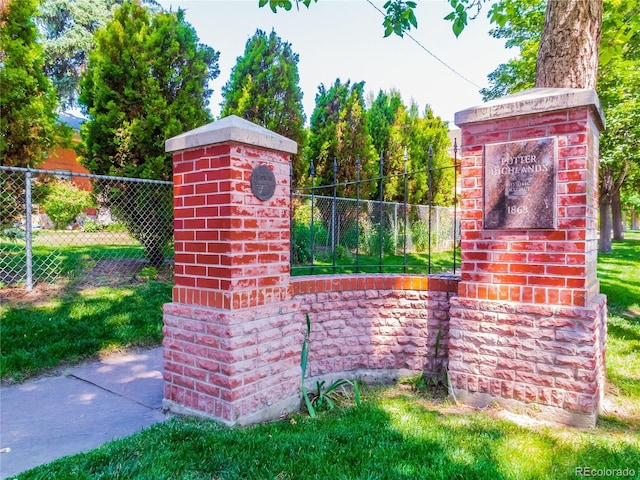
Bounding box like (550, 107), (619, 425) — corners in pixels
(0, 259), (173, 307)
(75, 258), (150, 288)
(0, 281), (69, 307)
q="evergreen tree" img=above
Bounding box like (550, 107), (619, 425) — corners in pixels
(306, 79), (376, 197)
(220, 29), (306, 186)
(78, 2), (219, 264)
(79, 2), (219, 180)
(407, 107), (454, 207)
(1, 0), (58, 167)
(368, 89), (402, 158)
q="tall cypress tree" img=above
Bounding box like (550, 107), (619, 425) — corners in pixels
(221, 29), (306, 185)
(79, 2), (219, 180)
(78, 2), (219, 264)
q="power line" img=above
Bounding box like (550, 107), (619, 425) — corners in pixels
(365, 0), (483, 90)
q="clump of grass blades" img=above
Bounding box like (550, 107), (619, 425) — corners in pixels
(16, 387), (640, 480)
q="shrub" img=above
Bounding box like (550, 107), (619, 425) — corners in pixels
(83, 220), (102, 233)
(42, 179), (93, 229)
(366, 224), (396, 256)
(292, 221), (312, 264)
(411, 220), (430, 252)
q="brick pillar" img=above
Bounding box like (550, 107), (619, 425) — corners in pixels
(162, 115), (301, 425)
(449, 88), (607, 427)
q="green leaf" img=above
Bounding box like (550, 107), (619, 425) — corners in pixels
(452, 17), (466, 37)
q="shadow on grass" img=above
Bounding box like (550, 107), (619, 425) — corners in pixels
(0, 281), (171, 382)
(17, 392), (640, 480)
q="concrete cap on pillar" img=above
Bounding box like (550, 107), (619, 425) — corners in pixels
(454, 87), (605, 131)
(165, 115), (298, 154)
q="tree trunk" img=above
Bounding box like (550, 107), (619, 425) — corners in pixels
(535, 0), (603, 89)
(612, 189), (624, 240)
(632, 209), (639, 231)
(599, 196), (612, 253)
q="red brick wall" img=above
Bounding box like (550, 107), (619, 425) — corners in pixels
(171, 142), (292, 310)
(450, 97), (607, 427)
(458, 108), (600, 308)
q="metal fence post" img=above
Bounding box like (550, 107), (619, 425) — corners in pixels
(310, 160), (316, 274)
(427, 145), (433, 275)
(453, 137), (458, 274)
(355, 156), (361, 274)
(378, 152), (384, 273)
(25, 169), (33, 292)
(403, 147), (408, 274)
(332, 157), (337, 274)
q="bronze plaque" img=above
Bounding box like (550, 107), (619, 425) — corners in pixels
(250, 165), (276, 201)
(484, 137), (557, 230)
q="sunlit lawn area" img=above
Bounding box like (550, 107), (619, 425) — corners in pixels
(291, 249), (460, 275)
(8, 232), (640, 479)
(0, 281), (171, 382)
(597, 230), (640, 416)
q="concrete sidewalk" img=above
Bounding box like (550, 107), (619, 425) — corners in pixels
(0, 347), (167, 479)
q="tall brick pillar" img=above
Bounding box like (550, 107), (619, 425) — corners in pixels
(162, 115), (301, 425)
(449, 88), (607, 427)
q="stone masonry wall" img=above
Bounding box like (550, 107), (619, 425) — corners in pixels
(163, 273), (459, 425)
(294, 274), (459, 384)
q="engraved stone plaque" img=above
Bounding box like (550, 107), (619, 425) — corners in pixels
(250, 164), (276, 201)
(484, 137), (557, 230)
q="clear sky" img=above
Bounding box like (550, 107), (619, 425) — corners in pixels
(156, 0), (514, 125)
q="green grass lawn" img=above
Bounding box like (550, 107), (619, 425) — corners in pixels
(13, 387), (640, 480)
(597, 230), (640, 415)
(9, 232), (640, 479)
(291, 248), (460, 276)
(0, 281), (171, 382)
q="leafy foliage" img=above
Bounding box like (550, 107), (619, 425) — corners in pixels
(221, 29), (306, 185)
(0, 0), (59, 167)
(258, 0), (485, 38)
(78, 2), (219, 265)
(368, 91), (454, 205)
(38, 0), (120, 108)
(307, 79), (377, 197)
(79, 3), (219, 180)
(41, 179), (93, 229)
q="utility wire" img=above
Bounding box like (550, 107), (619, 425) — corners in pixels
(365, 0), (483, 90)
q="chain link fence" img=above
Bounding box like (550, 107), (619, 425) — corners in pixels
(1, 166), (173, 294)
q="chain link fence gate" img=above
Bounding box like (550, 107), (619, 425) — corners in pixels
(1, 166), (173, 294)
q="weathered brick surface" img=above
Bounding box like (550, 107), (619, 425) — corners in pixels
(452, 97), (607, 426)
(458, 107), (601, 308)
(163, 300), (302, 424)
(172, 142), (292, 311)
(164, 274), (458, 425)
(292, 274), (458, 380)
